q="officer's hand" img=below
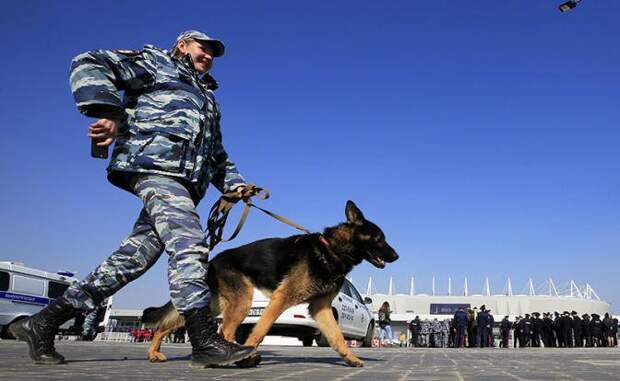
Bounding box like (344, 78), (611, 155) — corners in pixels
(89, 118), (119, 146)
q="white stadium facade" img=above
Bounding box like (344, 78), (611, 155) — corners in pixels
(361, 276), (611, 338)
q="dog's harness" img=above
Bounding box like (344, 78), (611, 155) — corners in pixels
(206, 184), (312, 250)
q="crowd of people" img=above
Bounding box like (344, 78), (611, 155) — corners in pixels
(402, 305), (619, 349)
(507, 311), (618, 348)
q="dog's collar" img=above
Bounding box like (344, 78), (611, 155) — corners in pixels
(319, 235), (332, 250)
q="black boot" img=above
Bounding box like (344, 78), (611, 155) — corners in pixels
(184, 306), (256, 368)
(9, 298), (76, 365)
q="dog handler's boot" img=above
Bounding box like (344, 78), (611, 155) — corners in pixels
(8, 298), (76, 365)
(185, 306), (256, 368)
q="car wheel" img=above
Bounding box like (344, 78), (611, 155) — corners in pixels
(362, 321), (374, 347)
(302, 336), (314, 347)
(315, 333), (330, 347)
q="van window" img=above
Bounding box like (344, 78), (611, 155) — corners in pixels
(13, 274), (45, 296)
(48, 281), (69, 299)
(0, 271), (9, 291)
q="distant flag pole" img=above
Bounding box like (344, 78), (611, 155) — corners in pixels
(464, 277), (469, 296)
(366, 276), (373, 296)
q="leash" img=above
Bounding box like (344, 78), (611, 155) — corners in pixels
(206, 184), (312, 250)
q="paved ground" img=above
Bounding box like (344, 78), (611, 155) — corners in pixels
(1, 341), (619, 380)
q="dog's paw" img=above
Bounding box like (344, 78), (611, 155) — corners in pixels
(148, 351), (168, 363)
(345, 356), (364, 367)
(235, 354), (262, 368)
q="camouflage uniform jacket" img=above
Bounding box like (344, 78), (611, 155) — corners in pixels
(69, 45), (244, 202)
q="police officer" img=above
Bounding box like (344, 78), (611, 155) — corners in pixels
(571, 311), (583, 347)
(477, 306), (491, 348)
(542, 313), (554, 347)
(560, 311), (573, 348)
(420, 319), (430, 347)
(553, 311), (563, 347)
(612, 315), (618, 347)
(513, 316), (522, 348)
(531, 312), (543, 347)
(430, 318), (442, 348)
(582, 314), (592, 347)
(9, 31), (256, 367)
(453, 307), (468, 348)
(520, 313), (532, 347)
(500, 316), (511, 348)
(590, 313), (603, 347)
(408, 316), (421, 347)
(487, 309), (495, 347)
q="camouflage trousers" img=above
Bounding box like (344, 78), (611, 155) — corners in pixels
(62, 174), (211, 313)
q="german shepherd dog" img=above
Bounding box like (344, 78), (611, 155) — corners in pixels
(142, 201), (398, 367)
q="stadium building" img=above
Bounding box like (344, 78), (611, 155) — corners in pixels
(362, 276), (611, 338)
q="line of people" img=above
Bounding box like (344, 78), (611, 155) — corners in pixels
(406, 305), (618, 349)
(507, 311), (618, 348)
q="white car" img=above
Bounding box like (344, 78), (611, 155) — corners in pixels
(237, 278), (375, 347)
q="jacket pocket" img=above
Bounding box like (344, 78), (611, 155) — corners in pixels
(129, 130), (193, 174)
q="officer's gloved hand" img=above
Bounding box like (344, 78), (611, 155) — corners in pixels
(222, 185), (246, 203)
(223, 184), (267, 204)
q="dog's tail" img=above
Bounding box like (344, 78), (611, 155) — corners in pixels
(141, 301), (185, 330)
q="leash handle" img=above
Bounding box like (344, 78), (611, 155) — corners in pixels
(205, 184), (310, 250)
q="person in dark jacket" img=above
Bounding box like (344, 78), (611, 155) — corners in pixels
(513, 317), (522, 348)
(531, 312), (543, 347)
(519, 314), (532, 347)
(9, 30), (255, 367)
(611, 316), (618, 347)
(477, 306), (491, 348)
(453, 307), (468, 348)
(582, 314), (592, 347)
(488, 310), (495, 347)
(571, 311), (583, 347)
(542, 313), (555, 347)
(500, 316), (511, 348)
(468, 308), (478, 347)
(559, 311), (573, 348)
(553, 311), (563, 347)
(602, 313), (613, 347)
(590, 314), (603, 347)
(409, 316), (421, 347)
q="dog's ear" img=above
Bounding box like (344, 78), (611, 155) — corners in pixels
(345, 200), (365, 225)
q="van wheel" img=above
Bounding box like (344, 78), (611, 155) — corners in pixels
(302, 336), (314, 347)
(362, 322), (375, 347)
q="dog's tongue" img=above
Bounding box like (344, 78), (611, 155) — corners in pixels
(370, 257), (385, 268)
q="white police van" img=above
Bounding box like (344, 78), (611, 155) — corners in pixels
(238, 278), (375, 347)
(0, 261), (78, 339)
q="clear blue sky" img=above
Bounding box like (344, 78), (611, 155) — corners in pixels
(1, 1), (618, 311)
